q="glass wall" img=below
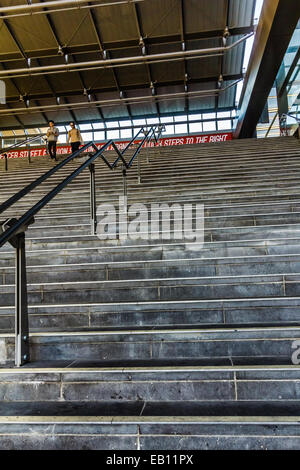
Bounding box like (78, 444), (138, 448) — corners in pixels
(257, 20), (300, 138)
(0, 112), (236, 148)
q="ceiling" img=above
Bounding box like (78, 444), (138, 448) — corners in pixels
(0, 0), (256, 130)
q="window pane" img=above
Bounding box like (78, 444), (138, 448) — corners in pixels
(160, 116), (174, 123)
(164, 125), (175, 134)
(188, 114), (202, 121)
(203, 112), (216, 120)
(58, 134), (67, 144)
(94, 131), (105, 141)
(106, 121), (119, 129)
(175, 124), (188, 134)
(92, 122), (105, 129)
(133, 127), (143, 135)
(217, 120), (232, 130)
(81, 132), (93, 141)
(147, 118), (159, 124)
(174, 115), (187, 122)
(31, 139), (43, 146)
(203, 121), (216, 132)
(189, 122), (202, 133)
(217, 111), (231, 118)
(119, 120), (132, 127)
(107, 129), (120, 139)
(79, 124), (92, 130)
(120, 128), (132, 139)
(133, 119), (146, 125)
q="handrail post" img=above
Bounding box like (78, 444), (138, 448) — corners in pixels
(15, 232), (30, 366)
(27, 141), (31, 164)
(1, 217), (35, 367)
(122, 166), (127, 212)
(89, 163), (97, 235)
(137, 152), (141, 184)
(4, 153), (8, 172)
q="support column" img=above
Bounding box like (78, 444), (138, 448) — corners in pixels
(234, 0), (300, 139)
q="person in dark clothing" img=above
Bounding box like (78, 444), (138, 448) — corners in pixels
(46, 120), (59, 160)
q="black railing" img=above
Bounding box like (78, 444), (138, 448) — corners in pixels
(0, 124), (165, 366)
(0, 134), (47, 171)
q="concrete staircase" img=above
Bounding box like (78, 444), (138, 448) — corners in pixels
(0, 136), (300, 449)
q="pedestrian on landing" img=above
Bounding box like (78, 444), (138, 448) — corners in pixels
(67, 122), (84, 154)
(46, 120), (59, 160)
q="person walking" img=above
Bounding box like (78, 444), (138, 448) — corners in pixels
(46, 120), (59, 160)
(67, 122), (84, 153)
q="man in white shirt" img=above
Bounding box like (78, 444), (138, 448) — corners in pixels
(46, 120), (59, 160)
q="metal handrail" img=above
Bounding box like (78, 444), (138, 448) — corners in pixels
(0, 134), (48, 171)
(0, 124), (164, 366)
(0, 141), (95, 215)
(0, 125), (162, 238)
(0, 125), (164, 215)
(280, 113), (300, 124)
(0, 134), (45, 155)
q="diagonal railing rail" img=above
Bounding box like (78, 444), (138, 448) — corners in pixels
(0, 124), (165, 366)
(0, 134), (47, 171)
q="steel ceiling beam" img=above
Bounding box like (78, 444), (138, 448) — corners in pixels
(88, 8), (132, 117)
(0, 81), (240, 117)
(0, 0), (145, 18)
(179, 0), (189, 112)
(234, 0), (300, 138)
(3, 74), (243, 103)
(0, 27), (254, 63)
(0, 34), (252, 79)
(131, 2), (160, 116)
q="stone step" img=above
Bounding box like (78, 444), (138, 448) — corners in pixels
(1, 236), (300, 265)
(0, 326), (299, 363)
(5, 193), (300, 222)
(1, 272), (300, 305)
(2, 148), (300, 181)
(0, 297), (300, 332)
(6, 224), (300, 251)
(0, 412), (300, 449)
(3, 158), (300, 193)
(19, 200), (300, 227)
(2, 253), (300, 285)
(1, 297), (300, 331)
(0, 365), (299, 402)
(4, 165), (300, 195)
(23, 213), (300, 240)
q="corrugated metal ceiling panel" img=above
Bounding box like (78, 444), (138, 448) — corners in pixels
(156, 84), (185, 114)
(184, 0), (227, 33)
(92, 4), (138, 43)
(218, 80), (237, 108)
(222, 34), (245, 76)
(228, 0), (255, 28)
(125, 88), (157, 117)
(137, 0), (180, 37)
(45, 10), (97, 46)
(1, 16), (58, 52)
(95, 91), (129, 119)
(188, 82), (216, 110)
